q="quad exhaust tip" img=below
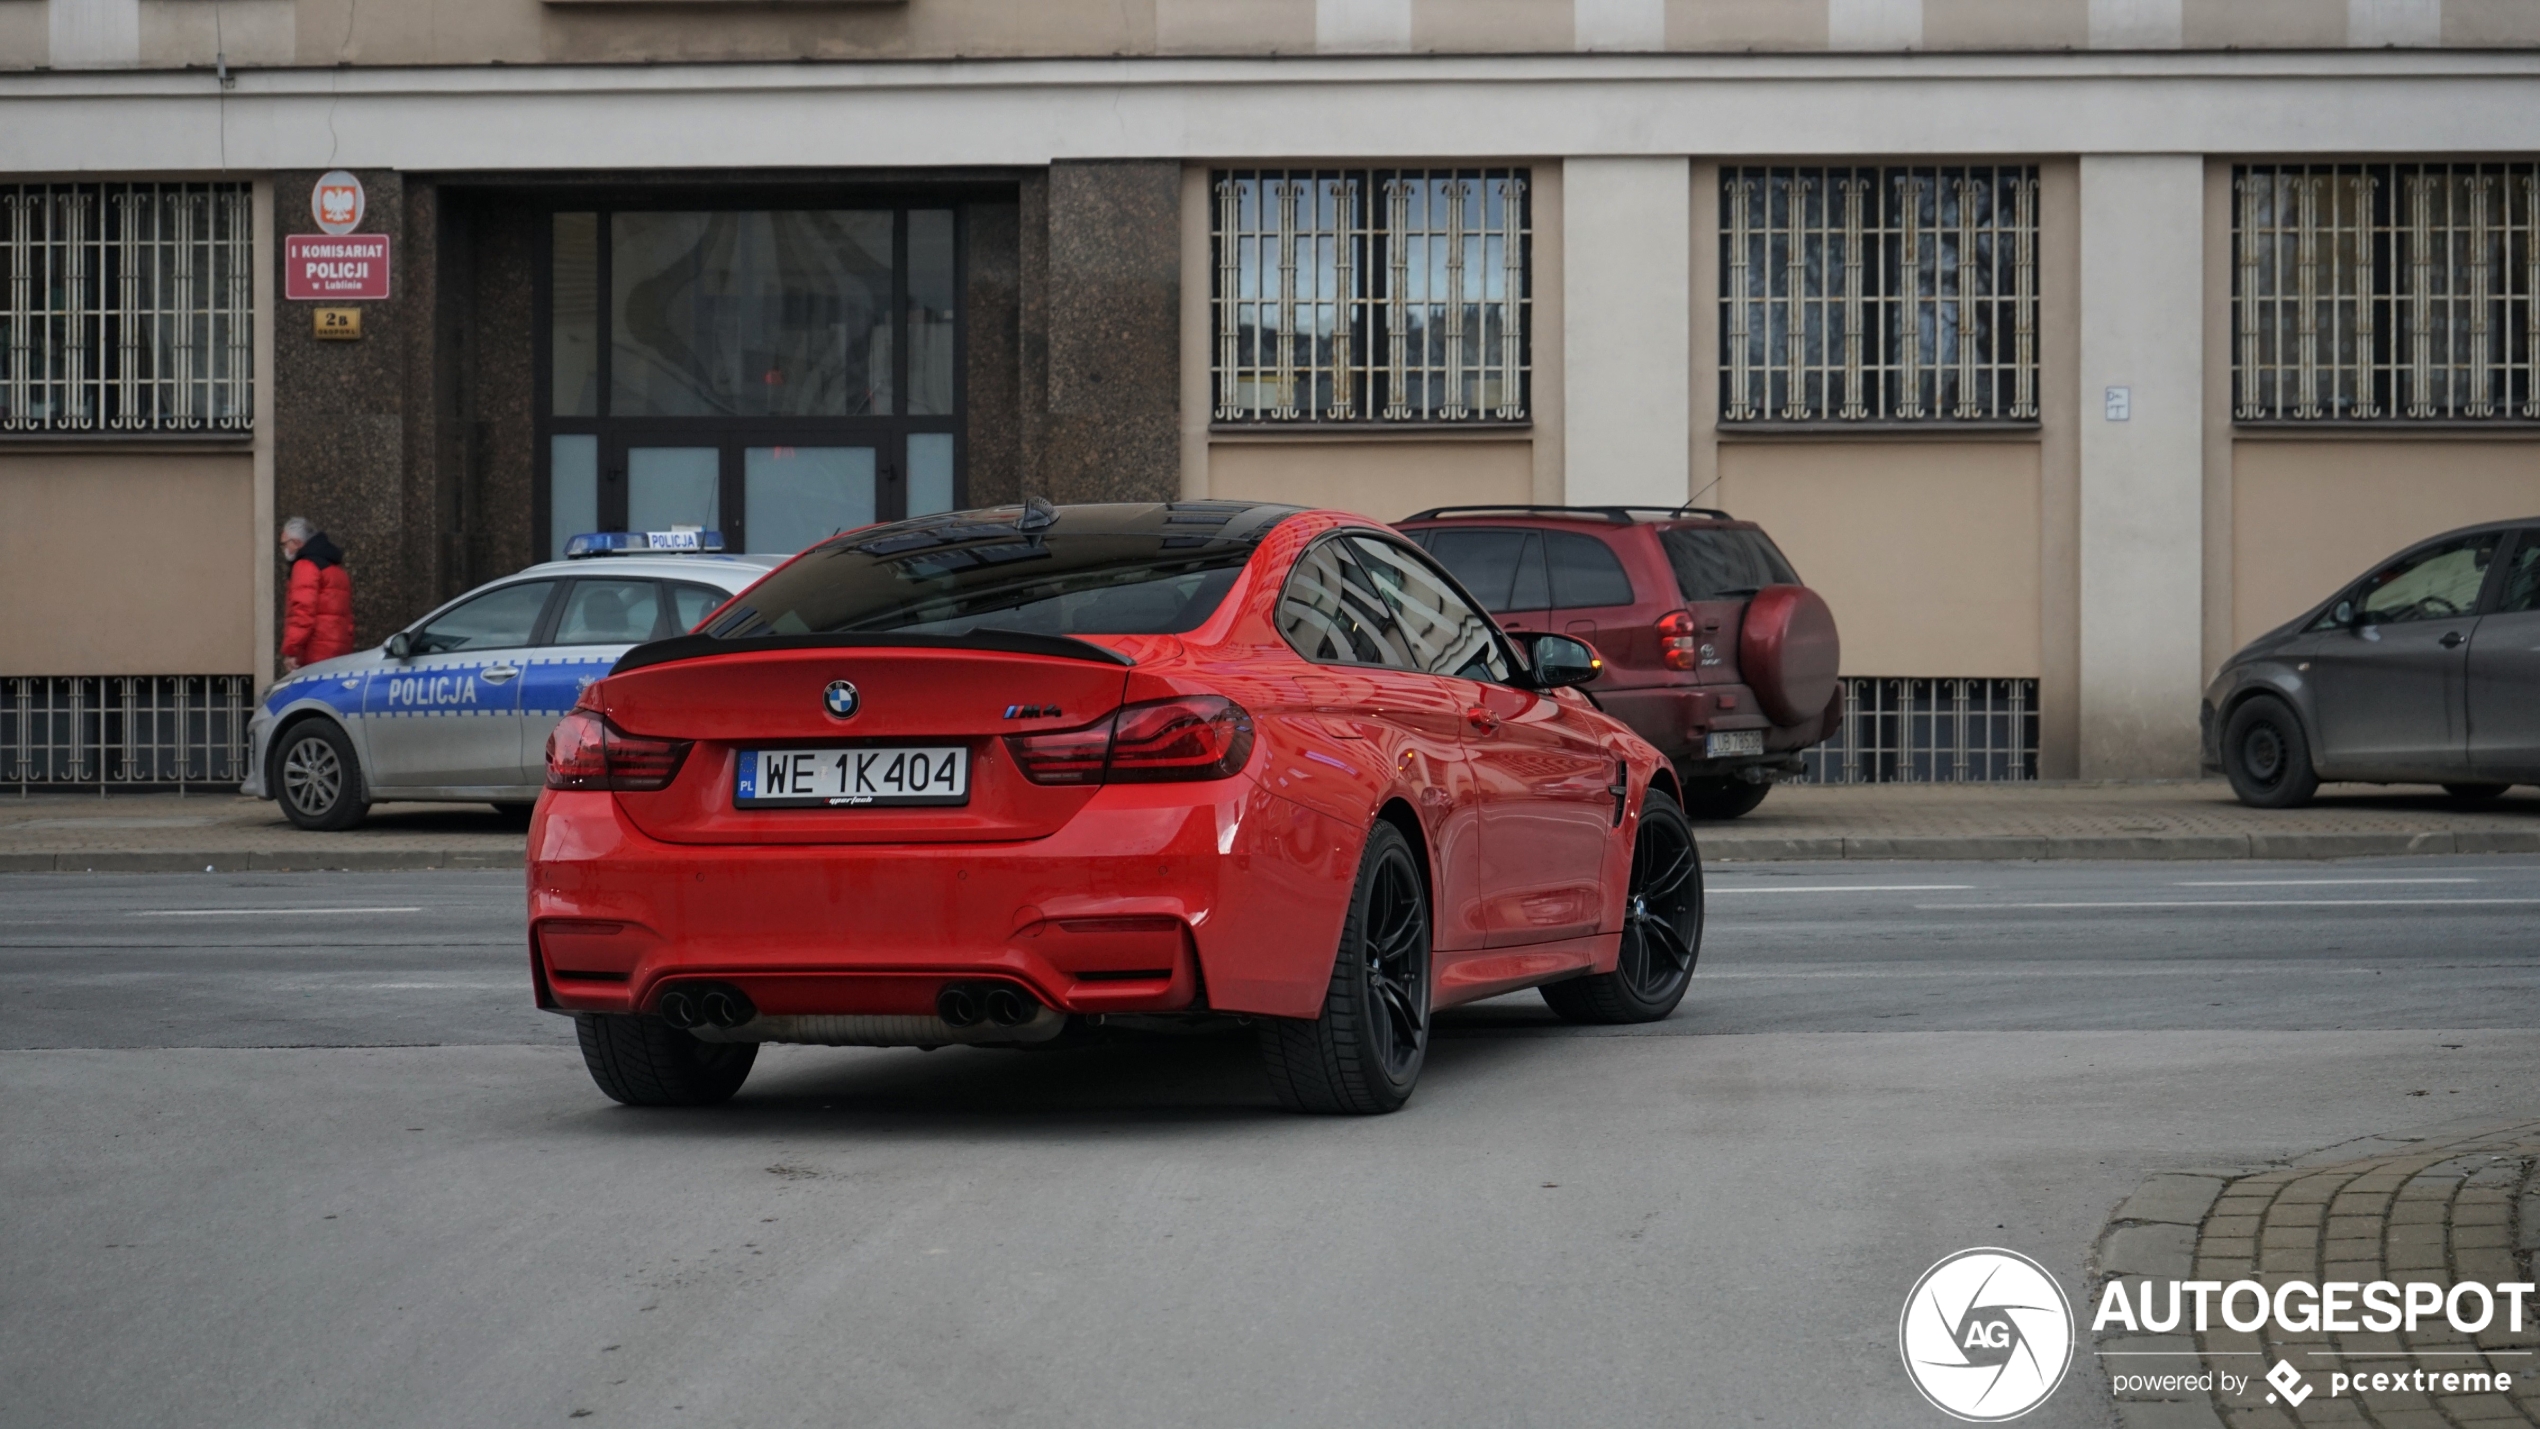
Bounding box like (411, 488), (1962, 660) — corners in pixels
(657, 982), (756, 1030)
(936, 981), (1040, 1029)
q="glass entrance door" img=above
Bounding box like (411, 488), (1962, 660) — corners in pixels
(541, 203), (963, 560)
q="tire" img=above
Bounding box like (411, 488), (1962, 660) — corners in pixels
(574, 1013), (758, 1107)
(2221, 697), (2320, 809)
(274, 720), (369, 831)
(1255, 820), (1431, 1115)
(491, 802), (536, 829)
(1678, 776), (1770, 821)
(1541, 790), (1702, 1025)
(2442, 783), (2512, 802)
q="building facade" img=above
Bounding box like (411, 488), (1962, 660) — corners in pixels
(5, 0), (2539, 783)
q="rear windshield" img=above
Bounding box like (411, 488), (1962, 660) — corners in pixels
(1409, 527), (1636, 613)
(702, 503), (1290, 640)
(1660, 527), (1801, 602)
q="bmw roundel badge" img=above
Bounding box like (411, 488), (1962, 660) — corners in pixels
(822, 680), (860, 719)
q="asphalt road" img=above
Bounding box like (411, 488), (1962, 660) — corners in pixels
(5, 857), (2537, 1428)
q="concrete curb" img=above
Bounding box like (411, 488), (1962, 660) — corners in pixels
(1701, 829), (2540, 862)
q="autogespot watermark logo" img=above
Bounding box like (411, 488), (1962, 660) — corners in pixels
(1900, 1248), (2077, 1421)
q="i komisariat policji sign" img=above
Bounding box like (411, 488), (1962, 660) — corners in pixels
(285, 234), (391, 301)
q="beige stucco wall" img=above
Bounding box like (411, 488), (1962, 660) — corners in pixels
(1715, 441), (2043, 679)
(0, 453), (258, 676)
(1206, 439), (1534, 522)
(2230, 440), (2540, 650)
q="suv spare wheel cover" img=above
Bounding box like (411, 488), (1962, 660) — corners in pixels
(1738, 585), (1841, 726)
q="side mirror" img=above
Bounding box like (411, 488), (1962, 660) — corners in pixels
(385, 632), (413, 660)
(1527, 634), (1602, 690)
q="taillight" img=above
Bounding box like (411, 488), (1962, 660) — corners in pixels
(545, 708), (692, 792)
(1007, 695), (1255, 786)
(1658, 609), (1700, 671)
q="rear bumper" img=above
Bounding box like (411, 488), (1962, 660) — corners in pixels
(1595, 683), (1826, 769)
(527, 778), (1358, 1023)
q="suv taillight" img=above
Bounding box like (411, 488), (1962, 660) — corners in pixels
(1658, 609), (1700, 671)
(1008, 695), (1256, 786)
(545, 708), (692, 792)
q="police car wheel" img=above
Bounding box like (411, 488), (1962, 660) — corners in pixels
(574, 1013), (757, 1107)
(276, 721), (368, 832)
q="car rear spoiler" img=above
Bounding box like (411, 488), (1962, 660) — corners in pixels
(609, 629), (1137, 677)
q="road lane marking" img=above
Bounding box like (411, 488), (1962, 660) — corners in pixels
(1914, 898), (2540, 910)
(129, 907), (424, 918)
(2175, 878), (2481, 887)
(1706, 885), (1975, 894)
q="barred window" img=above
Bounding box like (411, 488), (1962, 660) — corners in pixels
(2234, 163), (2539, 423)
(1211, 168), (1529, 426)
(1, 183), (254, 435)
(1720, 166), (2038, 425)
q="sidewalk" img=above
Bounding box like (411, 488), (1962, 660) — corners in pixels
(2092, 1117), (2540, 1429)
(0, 780), (2536, 871)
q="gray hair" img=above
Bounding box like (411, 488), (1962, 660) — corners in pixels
(281, 517), (314, 542)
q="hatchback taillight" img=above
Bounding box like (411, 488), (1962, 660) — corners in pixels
(1007, 696), (1256, 786)
(1658, 609), (1700, 671)
(545, 708), (692, 792)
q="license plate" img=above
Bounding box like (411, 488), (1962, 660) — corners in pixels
(1705, 730), (1765, 759)
(737, 746), (970, 808)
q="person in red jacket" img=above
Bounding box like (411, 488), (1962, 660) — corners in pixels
(280, 517), (356, 671)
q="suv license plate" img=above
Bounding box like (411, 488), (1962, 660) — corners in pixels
(1705, 730), (1765, 759)
(737, 747), (969, 808)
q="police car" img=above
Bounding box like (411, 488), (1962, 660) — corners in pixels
(242, 531), (786, 830)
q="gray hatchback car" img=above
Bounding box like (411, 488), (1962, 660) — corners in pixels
(2203, 518), (2540, 808)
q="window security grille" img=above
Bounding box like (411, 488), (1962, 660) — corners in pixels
(1, 184), (254, 435)
(2, 676), (254, 790)
(1721, 166), (2039, 425)
(1796, 677), (2038, 784)
(1211, 169), (1530, 425)
(2234, 163), (2540, 423)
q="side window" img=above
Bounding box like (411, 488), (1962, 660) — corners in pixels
(2352, 534), (2500, 625)
(551, 579), (663, 646)
(1542, 531), (1635, 608)
(1345, 536), (1514, 683)
(410, 581), (555, 655)
(669, 582), (729, 634)
(2497, 533), (2540, 615)
(1277, 538), (1417, 669)
(1421, 528), (1549, 613)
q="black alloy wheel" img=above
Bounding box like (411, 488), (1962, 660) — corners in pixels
(1256, 821), (1432, 1115)
(1541, 790), (1702, 1025)
(275, 720), (369, 831)
(2222, 697), (2320, 809)
(575, 1013), (758, 1107)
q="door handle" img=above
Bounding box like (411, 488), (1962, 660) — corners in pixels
(2441, 631), (2466, 648)
(483, 664), (520, 682)
(1464, 705), (1500, 735)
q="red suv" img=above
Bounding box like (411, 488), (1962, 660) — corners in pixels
(1397, 505), (1841, 819)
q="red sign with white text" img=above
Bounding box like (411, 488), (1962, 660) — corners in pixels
(285, 234), (392, 301)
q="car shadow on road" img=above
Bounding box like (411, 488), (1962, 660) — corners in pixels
(551, 1020), (1585, 1133)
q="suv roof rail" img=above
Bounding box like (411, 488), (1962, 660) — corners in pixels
(1399, 504), (1735, 524)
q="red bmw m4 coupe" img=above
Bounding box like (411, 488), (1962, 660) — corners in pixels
(529, 500), (1704, 1114)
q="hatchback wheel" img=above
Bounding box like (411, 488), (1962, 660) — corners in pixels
(1679, 776), (1770, 820)
(575, 1013), (758, 1107)
(275, 721), (369, 831)
(2222, 698), (2319, 809)
(1542, 790), (1702, 1024)
(1256, 821), (1430, 1115)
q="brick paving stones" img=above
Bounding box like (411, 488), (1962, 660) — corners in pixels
(2091, 1123), (2540, 1429)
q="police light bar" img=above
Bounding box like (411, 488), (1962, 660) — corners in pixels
(564, 529), (726, 558)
